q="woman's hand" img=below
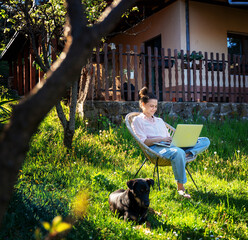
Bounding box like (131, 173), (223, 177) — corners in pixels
(163, 137), (172, 143)
(144, 136), (172, 146)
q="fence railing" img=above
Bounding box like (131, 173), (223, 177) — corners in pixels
(85, 43), (248, 103)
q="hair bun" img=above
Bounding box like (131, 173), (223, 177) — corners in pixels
(139, 86), (148, 98)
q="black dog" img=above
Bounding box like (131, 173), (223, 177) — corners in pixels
(108, 178), (154, 223)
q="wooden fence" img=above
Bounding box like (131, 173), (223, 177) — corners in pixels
(85, 43), (248, 103)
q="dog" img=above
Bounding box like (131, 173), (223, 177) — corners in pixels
(108, 178), (154, 223)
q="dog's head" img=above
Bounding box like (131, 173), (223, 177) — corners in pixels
(127, 178), (154, 208)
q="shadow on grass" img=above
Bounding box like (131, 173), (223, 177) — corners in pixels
(0, 191), (68, 240)
(192, 188), (248, 213)
(147, 208), (209, 239)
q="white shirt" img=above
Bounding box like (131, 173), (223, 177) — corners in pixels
(131, 113), (170, 142)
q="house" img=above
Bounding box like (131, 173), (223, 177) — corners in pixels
(102, 0), (248, 102)
(1, 0), (248, 102)
(110, 0), (248, 58)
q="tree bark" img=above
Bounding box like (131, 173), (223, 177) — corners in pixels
(0, 0), (137, 226)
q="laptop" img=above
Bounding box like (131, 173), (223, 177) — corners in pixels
(154, 124), (203, 148)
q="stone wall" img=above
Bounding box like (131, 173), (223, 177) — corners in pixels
(77, 101), (248, 125)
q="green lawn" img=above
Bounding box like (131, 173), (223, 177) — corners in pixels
(0, 108), (248, 240)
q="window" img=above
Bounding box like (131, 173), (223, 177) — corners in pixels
(227, 33), (248, 71)
(227, 33), (248, 59)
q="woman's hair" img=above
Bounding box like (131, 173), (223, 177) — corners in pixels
(139, 87), (157, 106)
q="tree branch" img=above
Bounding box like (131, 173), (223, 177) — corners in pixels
(55, 102), (67, 130)
(68, 80), (78, 132)
(95, 0), (136, 38)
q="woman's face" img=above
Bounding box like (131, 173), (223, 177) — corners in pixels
(142, 99), (158, 117)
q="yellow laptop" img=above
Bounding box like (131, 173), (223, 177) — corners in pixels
(154, 124), (203, 148)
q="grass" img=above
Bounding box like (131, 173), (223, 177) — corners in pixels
(0, 106), (248, 240)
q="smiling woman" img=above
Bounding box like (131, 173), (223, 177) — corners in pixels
(131, 86), (210, 198)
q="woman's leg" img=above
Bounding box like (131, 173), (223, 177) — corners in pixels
(150, 145), (187, 184)
(184, 137), (210, 158)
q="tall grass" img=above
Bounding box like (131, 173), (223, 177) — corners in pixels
(0, 108), (247, 240)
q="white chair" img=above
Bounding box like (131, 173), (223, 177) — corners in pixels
(125, 112), (199, 190)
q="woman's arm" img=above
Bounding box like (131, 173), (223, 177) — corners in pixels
(144, 136), (172, 147)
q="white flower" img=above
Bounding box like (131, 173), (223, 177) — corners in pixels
(214, 151), (217, 155)
(237, 150), (240, 153)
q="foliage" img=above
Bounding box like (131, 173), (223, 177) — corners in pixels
(0, 108), (247, 239)
(0, 85), (19, 125)
(177, 51), (204, 61)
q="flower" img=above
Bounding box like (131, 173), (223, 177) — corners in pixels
(214, 151), (217, 155)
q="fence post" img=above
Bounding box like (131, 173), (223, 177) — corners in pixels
(119, 44), (124, 100)
(199, 51), (203, 102)
(140, 44), (146, 87)
(228, 54), (232, 102)
(126, 44), (131, 101)
(181, 50), (185, 102)
(112, 46), (116, 100)
(148, 46), (152, 93)
(237, 55), (241, 102)
(210, 52), (214, 102)
(161, 48), (166, 101)
(242, 55), (246, 103)
(154, 47), (159, 98)
(104, 43), (109, 100)
(205, 52), (209, 102)
(174, 49), (179, 101)
(222, 53), (226, 102)
(168, 48), (172, 101)
(233, 54), (237, 102)
(192, 51), (197, 101)
(216, 53), (220, 102)
(187, 50), (191, 101)
(134, 45), (138, 101)
(96, 46), (101, 99)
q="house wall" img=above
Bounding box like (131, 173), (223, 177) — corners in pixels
(110, 0), (184, 52)
(189, 1), (248, 55)
(110, 0), (248, 55)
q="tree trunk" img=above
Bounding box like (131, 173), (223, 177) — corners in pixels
(77, 63), (92, 118)
(0, 0), (137, 226)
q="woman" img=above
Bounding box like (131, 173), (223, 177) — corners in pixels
(131, 87), (210, 198)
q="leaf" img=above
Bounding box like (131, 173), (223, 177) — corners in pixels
(42, 222), (51, 231)
(55, 222), (72, 233)
(52, 215), (62, 226)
